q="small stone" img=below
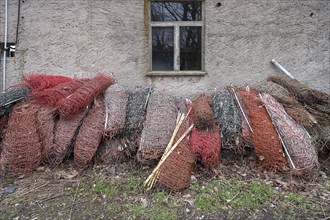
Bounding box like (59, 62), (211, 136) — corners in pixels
(185, 208), (190, 213)
(4, 185), (17, 194)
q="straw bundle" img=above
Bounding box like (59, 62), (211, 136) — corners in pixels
(261, 93), (319, 178)
(104, 85), (129, 136)
(137, 92), (177, 163)
(51, 109), (88, 166)
(74, 96), (106, 169)
(0, 102), (41, 178)
(239, 89), (288, 170)
(191, 93), (213, 129)
(57, 74), (114, 118)
(36, 106), (56, 164)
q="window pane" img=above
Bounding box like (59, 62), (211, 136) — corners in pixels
(151, 1), (202, 21)
(152, 27), (174, 71)
(180, 26), (202, 70)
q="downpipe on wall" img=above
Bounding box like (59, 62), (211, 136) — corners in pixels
(2, 0), (8, 92)
(271, 59), (295, 79)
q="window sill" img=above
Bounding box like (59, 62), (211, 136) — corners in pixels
(145, 71), (207, 77)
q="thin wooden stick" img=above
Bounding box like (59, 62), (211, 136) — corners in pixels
(69, 178), (81, 220)
(17, 181), (49, 198)
(162, 113), (184, 158)
(231, 86), (253, 133)
(144, 124), (194, 190)
(104, 105), (109, 130)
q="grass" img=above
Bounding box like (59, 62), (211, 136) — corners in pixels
(194, 179), (275, 214)
(1, 167), (329, 220)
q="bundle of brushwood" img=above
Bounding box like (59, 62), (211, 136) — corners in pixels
(260, 93), (319, 179)
(0, 85), (30, 116)
(254, 81), (316, 128)
(22, 74), (73, 92)
(268, 75), (330, 112)
(137, 91), (177, 163)
(57, 74), (114, 118)
(239, 89), (288, 170)
(31, 79), (86, 107)
(212, 88), (247, 153)
(36, 106), (56, 164)
(122, 87), (151, 158)
(191, 93), (214, 129)
(144, 107), (195, 192)
(74, 96), (106, 169)
(124, 87), (151, 132)
(51, 109), (88, 167)
(189, 123), (221, 168)
(0, 102), (41, 177)
(104, 85), (129, 137)
(267, 75), (330, 156)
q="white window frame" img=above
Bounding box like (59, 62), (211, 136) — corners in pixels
(146, 0), (206, 76)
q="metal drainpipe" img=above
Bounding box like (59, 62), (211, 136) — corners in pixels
(2, 0), (8, 92)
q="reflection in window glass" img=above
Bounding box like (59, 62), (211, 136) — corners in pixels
(152, 27), (174, 71)
(151, 2), (202, 22)
(180, 27), (202, 70)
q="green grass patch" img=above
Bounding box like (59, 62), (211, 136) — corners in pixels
(92, 180), (118, 198)
(194, 179), (275, 214)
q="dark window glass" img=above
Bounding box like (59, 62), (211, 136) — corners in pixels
(151, 1), (202, 22)
(180, 26), (202, 70)
(152, 27), (174, 71)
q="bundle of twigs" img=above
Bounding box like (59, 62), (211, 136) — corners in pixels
(266, 75), (330, 156)
(144, 110), (194, 191)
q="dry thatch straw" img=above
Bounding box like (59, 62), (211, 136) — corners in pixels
(137, 91), (177, 163)
(36, 106), (57, 165)
(0, 102), (41, 178)
(74, 96), (106, 170)
(51, 109), (88, 166)
(124, 87), (151, 132)
(104, 85), (129, 137)
(0, 86), (30, 116)
(260, 93), (319, 179)
(212, 88), (245, 152)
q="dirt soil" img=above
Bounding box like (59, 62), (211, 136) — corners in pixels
(1, 151), (329, 220)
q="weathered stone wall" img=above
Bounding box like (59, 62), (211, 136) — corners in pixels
(1, 0), (329, 97)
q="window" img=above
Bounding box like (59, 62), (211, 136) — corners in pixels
(149, 1), (205, 75)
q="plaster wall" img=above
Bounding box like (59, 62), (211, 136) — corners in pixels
(1, 0), (329, 97)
